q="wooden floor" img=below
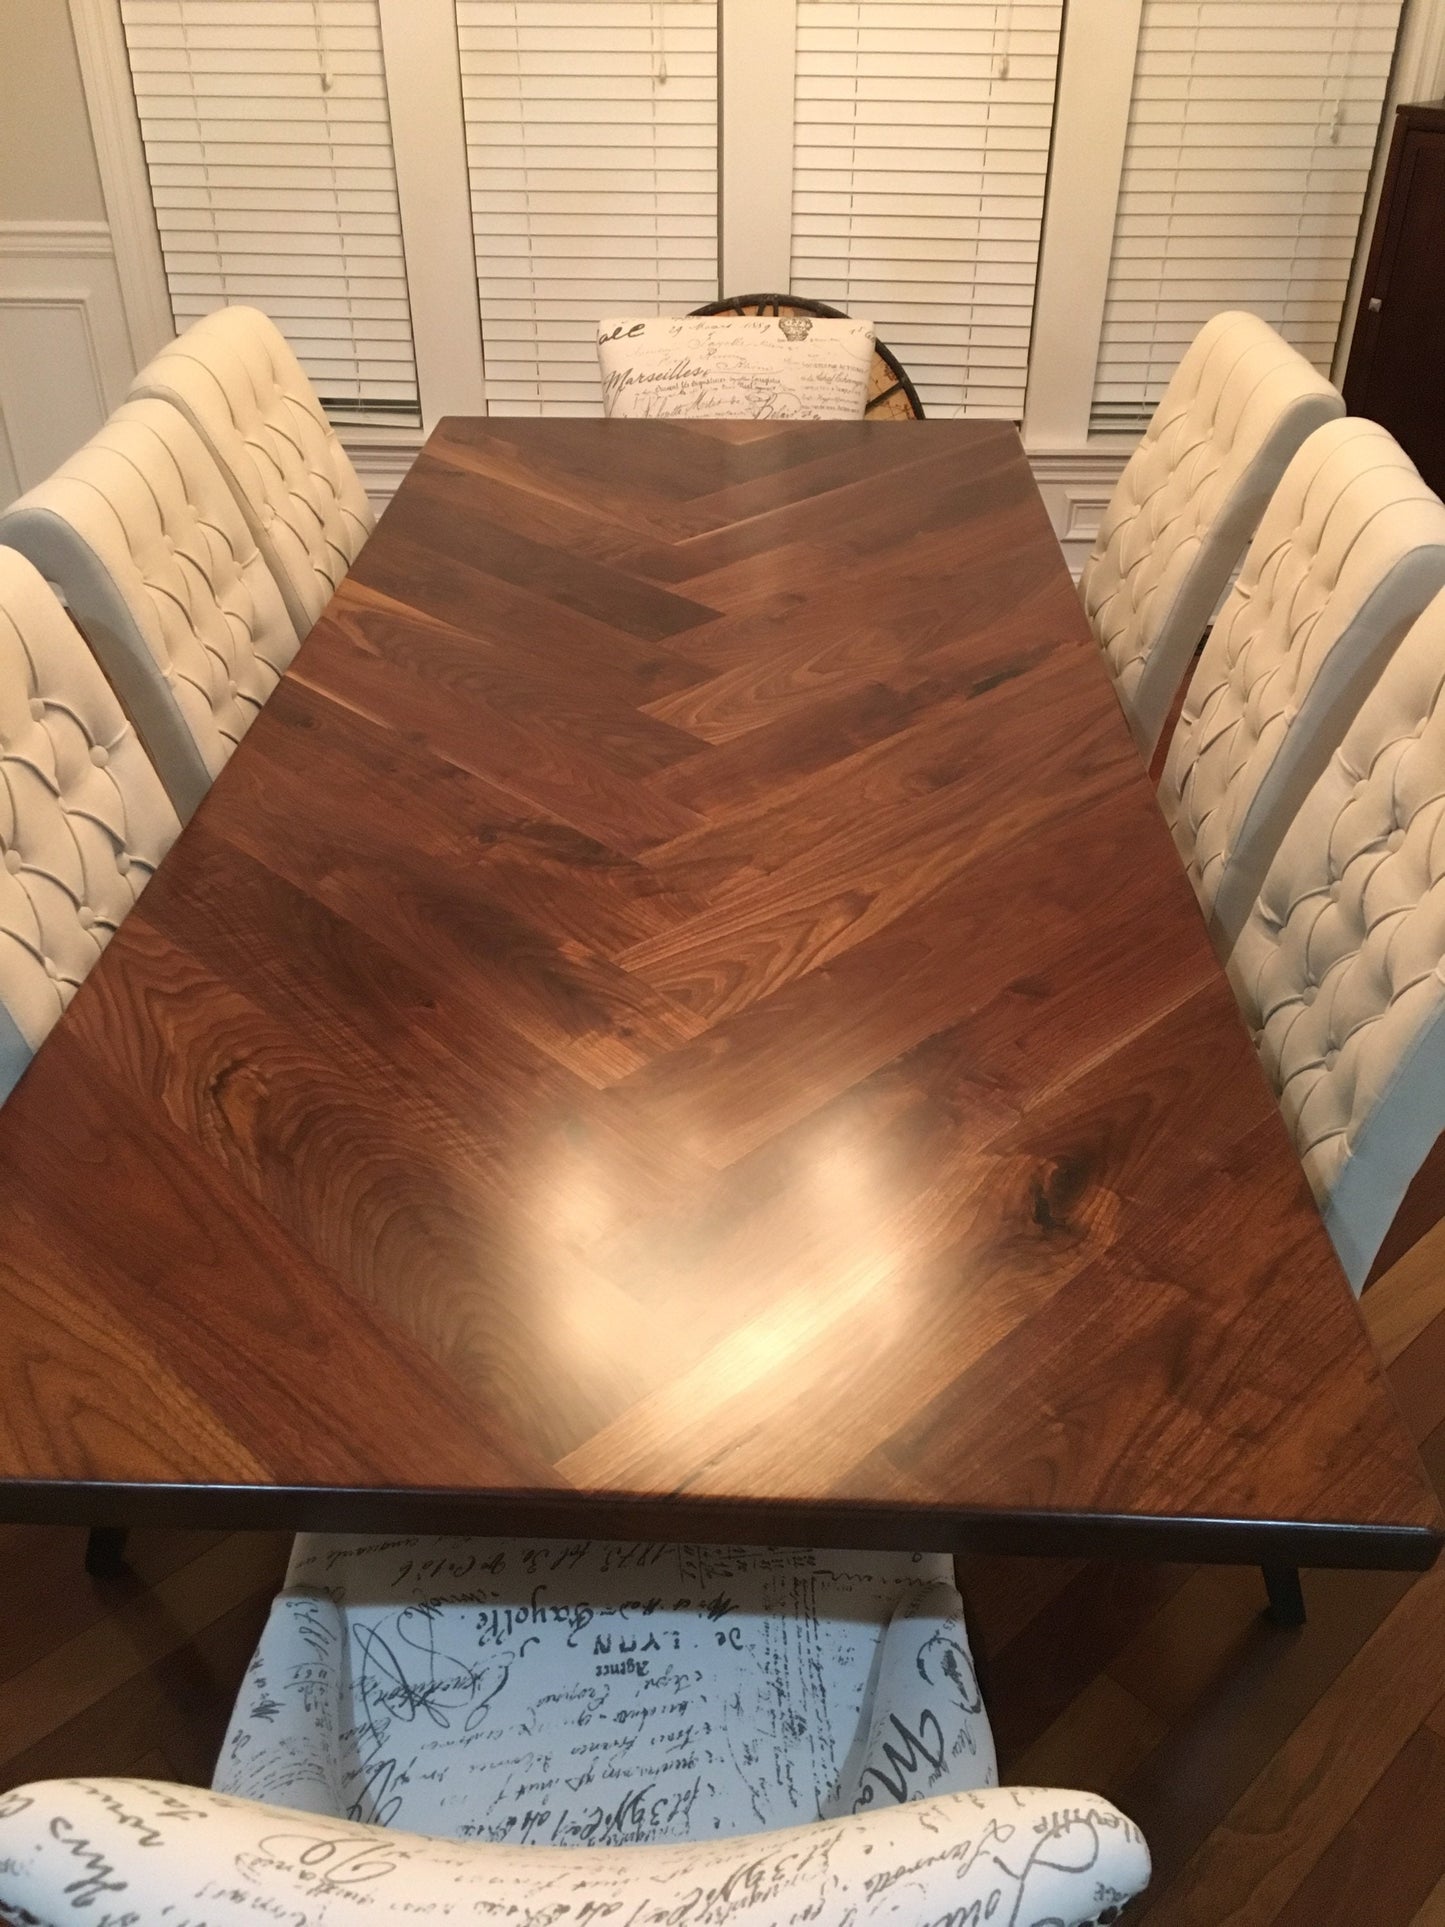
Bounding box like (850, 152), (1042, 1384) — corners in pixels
(2, 1221), (1443, 1923)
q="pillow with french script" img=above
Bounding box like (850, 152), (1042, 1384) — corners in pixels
(597, 314), (876, 421)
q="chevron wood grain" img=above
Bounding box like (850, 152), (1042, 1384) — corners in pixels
(0, 418), (1436, 1573)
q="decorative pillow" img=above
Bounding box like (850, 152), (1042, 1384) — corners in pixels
(597, 314), (876, 421)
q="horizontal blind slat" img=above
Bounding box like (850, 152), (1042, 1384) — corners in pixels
(456, 0), (719, 415)
(790, 0), (1064, 421)
(1089, 0), (1404, 432)
(120, 0), (420, 423)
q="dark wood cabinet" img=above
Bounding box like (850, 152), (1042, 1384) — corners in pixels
(1344, 100), (1445, 498)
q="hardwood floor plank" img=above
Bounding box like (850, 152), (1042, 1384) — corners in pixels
(1362, 1223), (1445, 1367)
(1269, 1725), (1445, 1927)
(1410, 1870), (1445, 1925)
(0, 1532), (288, 1774)
(1009, 1674), (1167, 1799)
(1139, 1562), (1445, 1925)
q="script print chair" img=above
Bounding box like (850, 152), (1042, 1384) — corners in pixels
(1159, 417), (1445, 956)
(0, 1536), (1150, 1927)
(0, 547), (179, 1103)
(691, 293), (926, 419)
(1229, 584), (1445, 1293)
(1082, 310), (1343, 760)
(129, 304), (376, 633)
(0, 396), (301, 822)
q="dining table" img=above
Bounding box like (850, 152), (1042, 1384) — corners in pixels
(0, 415), (1439, 1583)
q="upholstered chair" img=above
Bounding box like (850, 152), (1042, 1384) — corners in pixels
(1160, 417), (1445, 955)
(0, 397), (301, 822)
(1082, 311), (1343, 759)
(597, 313), (878, 420)
(0, 547), (179, 1102)
(129, 305), (375, 633)
(1228, 585), (1445, 1292)
(0, 1535), (1150, 1927)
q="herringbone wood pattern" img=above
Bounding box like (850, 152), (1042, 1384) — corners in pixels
(0, 419), (1434, 1576)
(1, 1221), (1441, 1923)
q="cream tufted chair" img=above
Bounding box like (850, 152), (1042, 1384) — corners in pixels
(0, 397), (301, 822)
(1082, 311), (1343, 759)
(0, 547), (179, 1102)
(1159, 419), (1445, 956)
(129, 305), (375, 634)
(0, 1535), (1150, 1927)
(1229, 585), (1445, 1291)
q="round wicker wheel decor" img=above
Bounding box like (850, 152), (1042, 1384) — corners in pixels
(688, 293), (925, 420)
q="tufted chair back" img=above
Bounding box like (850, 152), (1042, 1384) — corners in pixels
(1082, 311), (1343, 759)
(0, 397), (301, 823)
(128, 306), (375, 634)
(0, 548), (180, 1102)
(1228, 585), (1445, 1291)
(1160, 418), (1445, 956)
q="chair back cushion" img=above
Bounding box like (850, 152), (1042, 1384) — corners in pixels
(1082, 311), (1343, 757)
(1228, 585), (1445, 1289)
(213, 1536), (996, 1840)
(1160, 417), (1445, 953)
(0, 397), (301, 822)
(598, 314), (876, 420)
(0, 548), (179, 1098)
(129, 305), (375, 632)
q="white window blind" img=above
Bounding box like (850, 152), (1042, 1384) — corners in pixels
(790, 1), (1064, 419)
(1091, 0), (1405, 432)
(457, 1), (718, 416)
(120, 0), (420, 424)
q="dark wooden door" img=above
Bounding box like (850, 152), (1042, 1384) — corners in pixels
(1345, 102), (1445, 498)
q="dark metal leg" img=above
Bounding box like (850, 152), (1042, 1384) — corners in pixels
(85, 1527), (130, 1577)
(1262, 1564), (1306, 1626)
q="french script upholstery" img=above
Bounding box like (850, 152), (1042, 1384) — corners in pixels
(0, 1778), (1149, 1927)
(129, 305), (375, 633)
(0, 1534), (1150, 1926)
(1160, 418), (1445, 954)
(598, 314), (876, 420)
(0, 548), (179, 1101)
(1081, 311), (1343, 759)
(213, 1537), (997, 1837)
(0, 397), (300, 822)
(1229, 585), (1445, 1291)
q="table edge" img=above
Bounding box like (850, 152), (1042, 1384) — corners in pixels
(5, 1480), (1440, 1571)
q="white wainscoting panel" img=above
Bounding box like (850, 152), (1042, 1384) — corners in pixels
(0, 219), (137, 506)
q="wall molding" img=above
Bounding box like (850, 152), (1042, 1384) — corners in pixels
(67, 0), (173, 368)
(1027, 444), (1130, 577)
(0, 219), (114, 258)
(0, 227), (136, 498)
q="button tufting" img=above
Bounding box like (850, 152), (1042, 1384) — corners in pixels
(77, 904), (96, 930)
(115, 850), (131, 875)
(1387, 829), (1405, 853)
(89, 745), (110, 768)
(1324, 1048), (1339, 1069)
(1301, 986), (1317, 1006)
(43, 957), (59, 980)
(28, 698), (44, 722)
(3, 849), (21, 875)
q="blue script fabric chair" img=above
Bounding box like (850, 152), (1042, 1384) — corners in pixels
(0, 1536), (1150, 1926)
